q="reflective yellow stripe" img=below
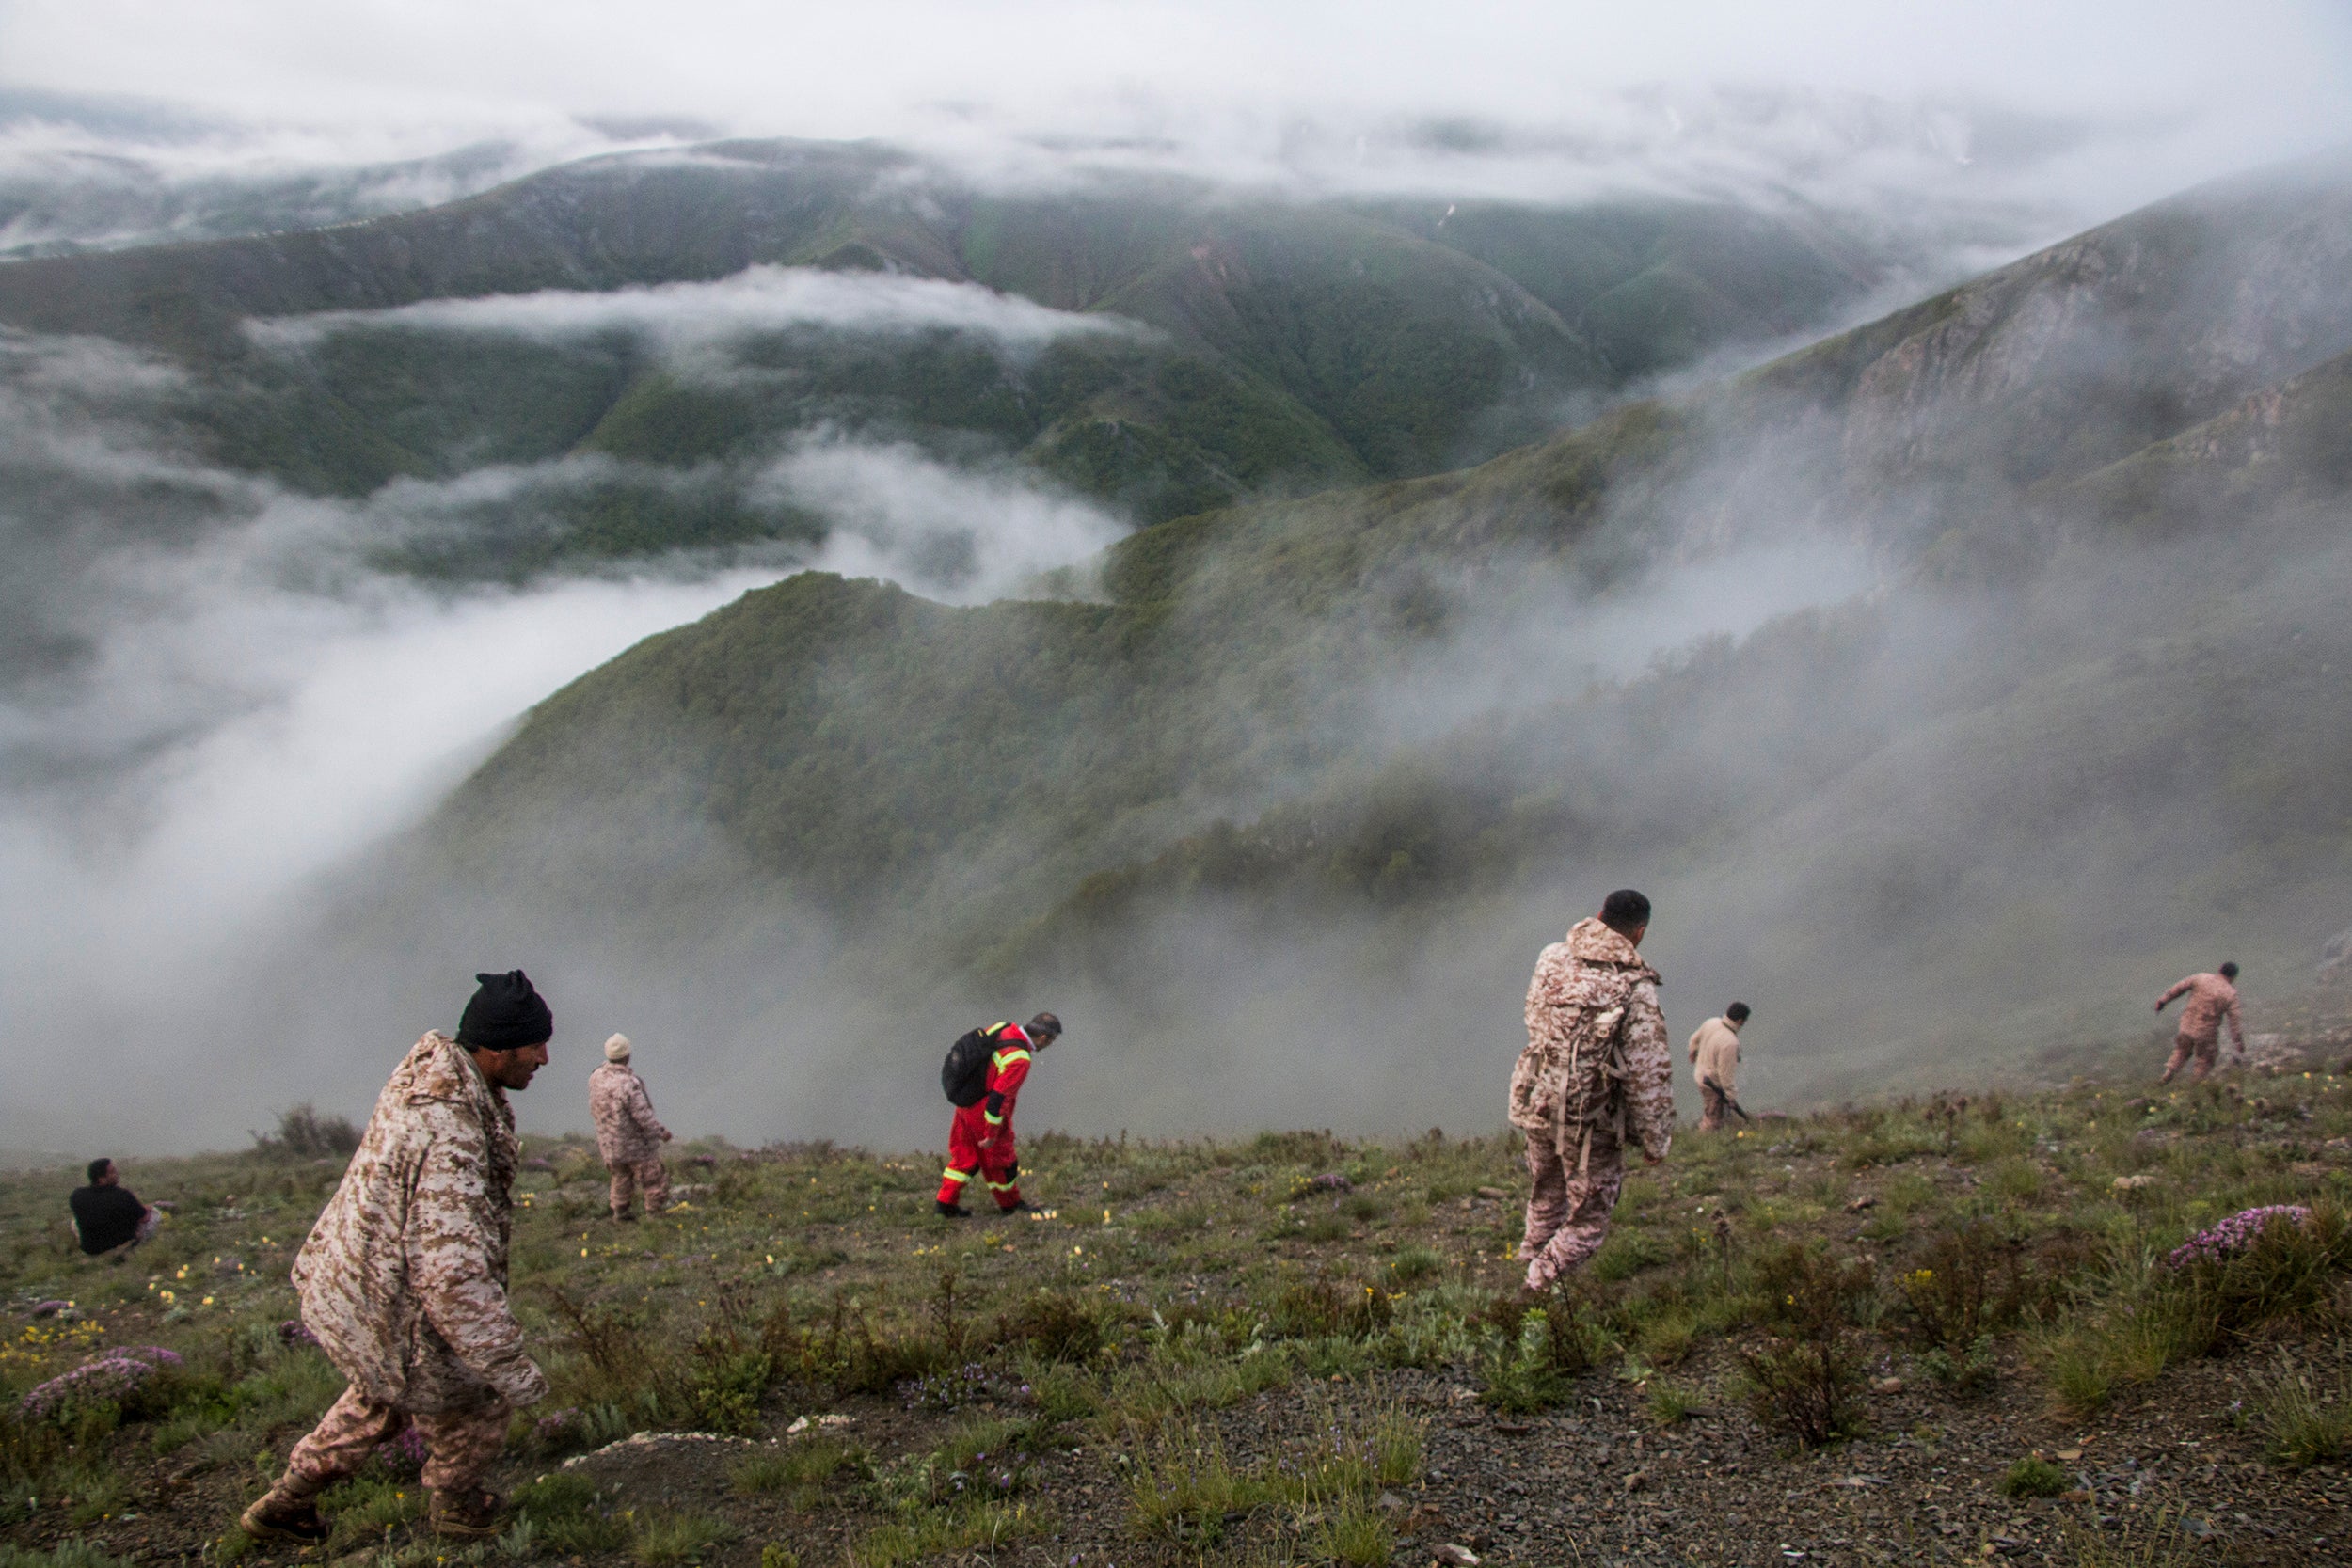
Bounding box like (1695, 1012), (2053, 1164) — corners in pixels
(941, 1167), (972, 1184)
(992, 1049), (1031, 1070)
(984, 1110), (1004, 1125)
(985, 1179), (1018, 1191)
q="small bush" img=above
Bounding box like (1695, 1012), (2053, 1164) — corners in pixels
(2250, 1356), (2352, 1466)
(1920, 1334), (1999, 1400)
(1738, 1244), (1870, 1445)
(1736, 1332), (1866, 1447)
(250, 1104), (360, 1160)
(1310, 1492), (1393, 1567)
(1900, 1223), (2024, 1353)
(1475, 1289), (1609, 1413)
(1646, 1379), (1705, 1426)
(2174, 1204), (2351, 1339)
(1999, 1456), (2068, 1497)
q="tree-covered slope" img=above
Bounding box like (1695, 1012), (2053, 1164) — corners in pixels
(0, 137), (1901, 578)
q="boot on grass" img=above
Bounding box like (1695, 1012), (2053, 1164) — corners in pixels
(240, 1489), (330, 1545)
(429, 1486), (504, 1538)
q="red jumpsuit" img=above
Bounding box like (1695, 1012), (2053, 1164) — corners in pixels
(937, 1024), (1035, 1210)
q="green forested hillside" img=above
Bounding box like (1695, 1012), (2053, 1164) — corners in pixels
(0, 138), (1896, 578)
(398, 153), (2352, 1124)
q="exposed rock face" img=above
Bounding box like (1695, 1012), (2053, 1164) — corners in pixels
(1681, 152), (2352, 548)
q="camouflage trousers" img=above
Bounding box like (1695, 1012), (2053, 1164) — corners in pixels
(609, 1156), (669, 1218)
(266, 1383), (510, 1503)
(1698, 1082), (1733, 1132)
(1518, 1125), (1625, 1291)
(2160, 1032), (2229, 1084)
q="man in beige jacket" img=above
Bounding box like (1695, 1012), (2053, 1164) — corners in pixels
(241, 971), (552, 1545)
(1688, 1003), (1750, 1131)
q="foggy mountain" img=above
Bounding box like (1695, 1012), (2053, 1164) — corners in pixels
(357, 152), (2352, 1146)
(3, 124), (2346, 1154)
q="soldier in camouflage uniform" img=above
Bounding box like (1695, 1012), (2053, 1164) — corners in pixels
(241, 972), (554, 1544)
(2156, 961), (2247, 1083)
(1508, 891), (1674, 1292)
(589, 1033), (673, 1219)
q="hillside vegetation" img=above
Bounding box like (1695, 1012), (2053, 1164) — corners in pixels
(389, 153), (2352, 1125)
(3, 1048), (2351, 1567)
(0, 140), (1893, 582)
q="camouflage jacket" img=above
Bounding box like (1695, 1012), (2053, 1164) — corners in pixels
(1511, 918), (1674, 1164)
(589, 1062), (670, 1164)
(292, 1032), (546, 1413)
(2158, 972), (2245, 1050)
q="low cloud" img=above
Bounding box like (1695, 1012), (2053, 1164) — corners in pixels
(252, 266), (1140, 357)
(764, 437), (1128, 604)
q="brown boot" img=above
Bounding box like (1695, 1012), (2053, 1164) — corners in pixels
(428, 1487), (504, 1538)
(240, 1489), (330, 1545)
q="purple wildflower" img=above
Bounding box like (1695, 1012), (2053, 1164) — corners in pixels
(2165, 1205), (2313, 1270)
(372, 1423), (430, 1478)
(278, 1318), (321, 1350)
(19, 1346), (183, 1421)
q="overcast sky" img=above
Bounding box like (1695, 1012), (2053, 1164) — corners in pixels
(4, 0), (2349, 222)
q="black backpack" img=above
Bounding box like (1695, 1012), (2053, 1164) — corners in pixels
(942, 1022), (1009, 1107)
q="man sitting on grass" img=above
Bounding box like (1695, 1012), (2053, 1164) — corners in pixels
(69, 1158), (167, 1258)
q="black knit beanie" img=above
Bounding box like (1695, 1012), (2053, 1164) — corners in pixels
(456, 970), (553, 1050)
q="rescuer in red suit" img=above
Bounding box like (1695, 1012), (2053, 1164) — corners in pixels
(936, 1013), (1062, 1217)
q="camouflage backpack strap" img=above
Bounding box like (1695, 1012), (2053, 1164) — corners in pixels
(1576, 1000), (1633, 1178)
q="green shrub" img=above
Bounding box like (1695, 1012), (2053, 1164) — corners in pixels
(2250, 1356), (2352, 1466)
(1920, 1335), (1999, 1400)
(1645, 1379), (1706, 1427)
(1999, 1457), (2068, 1498)
(685, 1330), (774, 1436)
(1310, 1492), (1393, 1567)
(1476, 1291), (1608, 1414)
(1737, 1244), (1870, 1445)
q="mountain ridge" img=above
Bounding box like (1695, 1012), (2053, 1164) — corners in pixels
(382, 150), (2352, 1117)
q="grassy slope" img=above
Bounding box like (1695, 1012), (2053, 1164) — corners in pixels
(4, 1052), (2351, 1567)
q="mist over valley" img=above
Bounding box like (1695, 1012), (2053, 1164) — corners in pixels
(2, 8), (2350, 1157)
